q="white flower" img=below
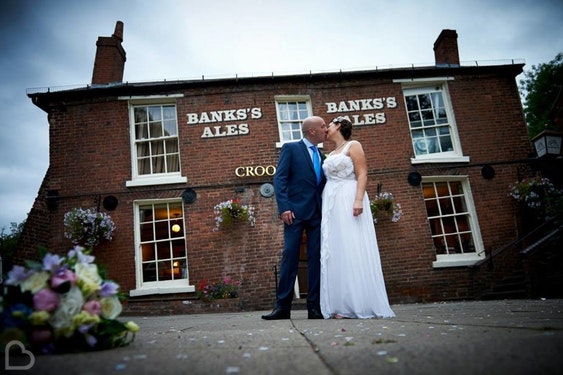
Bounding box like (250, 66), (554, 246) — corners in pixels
(100, 296), (123, 320)
(49, 286), (85, 336)
(20, 271), (50, 294)
(75, 263), (102, 286)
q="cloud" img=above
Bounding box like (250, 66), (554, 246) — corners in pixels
(0, 0), (562, 230)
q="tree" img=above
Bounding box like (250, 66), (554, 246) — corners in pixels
(0, 221), (25, 279)
(519, 53), (563, 138)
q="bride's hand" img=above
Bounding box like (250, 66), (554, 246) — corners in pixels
(353, 200), (363, 216)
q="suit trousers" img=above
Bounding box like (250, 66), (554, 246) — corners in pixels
(276, 215), (321, 310)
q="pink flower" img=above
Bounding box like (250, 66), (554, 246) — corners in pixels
(82, 300), (102, 316)
(33, 288), (60, 312)
(50, 269), (77, 292)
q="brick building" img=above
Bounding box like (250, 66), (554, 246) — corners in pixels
(18, 23), (540, 314)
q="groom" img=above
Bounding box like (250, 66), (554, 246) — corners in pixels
(262, 116), (327, 320)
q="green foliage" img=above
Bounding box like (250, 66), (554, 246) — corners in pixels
(1, 221), (25, 276)
(519, 53), (563, 138)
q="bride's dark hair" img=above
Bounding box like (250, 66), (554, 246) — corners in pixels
(332, 117), (353, 140)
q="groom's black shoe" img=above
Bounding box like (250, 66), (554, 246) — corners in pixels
(308, 308), (323, 319)
(261, 308), (291, 320)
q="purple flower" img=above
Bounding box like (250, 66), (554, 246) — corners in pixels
(33, 288), (60, 312)
(50, 268), (77, 292)
(68, 246), (95, 264)
(82, 300), (102, 316)
(100, 281), (119, 297)
(5, 265), (33, 285)
(42, 253), (63, 273)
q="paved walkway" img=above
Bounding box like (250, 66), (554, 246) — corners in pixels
(4, 299), (563, 375)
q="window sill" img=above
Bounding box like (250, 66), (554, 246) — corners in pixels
(126, 175), (187, 187)
(129, 284), (195, 297)
(432, 254), (484, 268)
(411, 155), (470, 164)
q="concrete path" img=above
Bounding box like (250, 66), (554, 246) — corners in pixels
(4, 299), (563, 375)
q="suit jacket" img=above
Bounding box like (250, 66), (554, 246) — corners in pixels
(273, 140), (326, 220)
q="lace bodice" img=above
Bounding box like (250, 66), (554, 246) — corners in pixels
(322, 142), (356, 182)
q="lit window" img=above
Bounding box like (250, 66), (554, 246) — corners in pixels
(130, 200), (193, 296)
(422, 178), (485, 267)
(401, 82), (469, 163)
(275, 96), (312, 145)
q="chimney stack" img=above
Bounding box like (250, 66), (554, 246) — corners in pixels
(433, 29), (460, 66)
(91, 21), (126, 84)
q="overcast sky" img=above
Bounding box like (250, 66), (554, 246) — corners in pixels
(1, 0), (562, 232)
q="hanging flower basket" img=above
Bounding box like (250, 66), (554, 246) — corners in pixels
(370, 183), (403, 223)
(508, 176), (563, 219)
(63, 208), (116, 247)
(213, 199), (255, 231)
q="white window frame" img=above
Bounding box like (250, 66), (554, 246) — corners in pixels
(395, 78), (470, 164)
(421, 176), (485, 268)
(274, 95), (313, 148)
(121, 95), (187, 187)
(129, 198), (194, 297)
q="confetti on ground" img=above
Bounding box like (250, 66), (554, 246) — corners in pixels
(243, 353), (251, 358)
(218, 340), (225, 344)
(226, 366), (240, 373)
(176, 354), (188, 359)
(376, 350), (387, 356)
(343, 341), (355, 346)
(386, 356), (399, 363)
(115, 363), (126, 370)
(259, 346), (269, 351)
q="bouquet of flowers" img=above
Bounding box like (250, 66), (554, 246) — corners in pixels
(213, 199), (255, 231)
(0, 246), (139, 354)
(63, 208), (116, 247)
(370, 184), (403, 223)
(196, 277), (240, 302)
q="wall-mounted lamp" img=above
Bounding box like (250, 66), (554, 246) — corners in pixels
(532, 130), (563, 158)
(407, 172), (422, 186)
(481, 165), (495, 180)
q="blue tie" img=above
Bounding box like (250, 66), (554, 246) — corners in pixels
(311, 145), (321, 185)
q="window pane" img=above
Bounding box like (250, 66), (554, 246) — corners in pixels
(404, 87), (456, 157)
(405, 96), (419, 111)
(158, 261), (172, 281)
(157, 241), (171, 260)
(143, 263), (156, 282)
(138, 202), (188, 284)
(134, 107), (147, 123)
(423, 180), (477, 256)
(132, 104), (180, 177)
(148, 106), (162, 121)
(141, 243), (155, 261)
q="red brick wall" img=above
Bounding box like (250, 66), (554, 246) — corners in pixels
(17, 67), (532, 310)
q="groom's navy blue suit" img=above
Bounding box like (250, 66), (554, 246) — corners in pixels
(273, 139), (326, 311)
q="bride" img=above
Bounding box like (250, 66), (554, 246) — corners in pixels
(320, 116), (395, 319)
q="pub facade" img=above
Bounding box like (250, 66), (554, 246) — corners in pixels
(17, 23), (538, 314)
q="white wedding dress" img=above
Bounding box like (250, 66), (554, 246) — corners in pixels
(320, 141), (395, 319)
